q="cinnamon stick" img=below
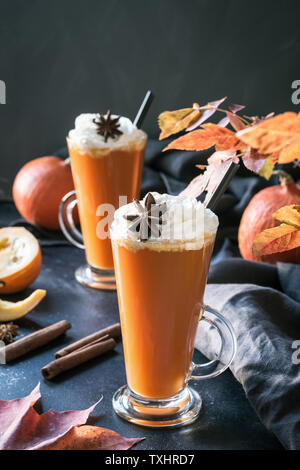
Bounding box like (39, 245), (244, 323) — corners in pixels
(54, 322), (121, 358)
(4, 320), (71, 363)
(42, 337), (116, 380)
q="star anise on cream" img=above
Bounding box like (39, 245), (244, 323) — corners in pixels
(93, 110), (123, 142)
(0, 322), (19, 345)
(124, 193), (167, 242)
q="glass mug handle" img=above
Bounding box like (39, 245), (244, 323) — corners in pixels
(189, 304), (237, 381)
(58, 190), (85, 250)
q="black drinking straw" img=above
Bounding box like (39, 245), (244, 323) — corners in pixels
(133, 90), (154, 128)
(205, 162), (239, 211)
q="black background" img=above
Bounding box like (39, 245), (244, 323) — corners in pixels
(1, 0), (300, 195)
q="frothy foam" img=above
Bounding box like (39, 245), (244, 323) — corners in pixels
(110, 192), (219, 252)
(68, 113), (146, 150)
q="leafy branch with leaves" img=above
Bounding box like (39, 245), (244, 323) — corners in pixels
(158, 98), (300, 258)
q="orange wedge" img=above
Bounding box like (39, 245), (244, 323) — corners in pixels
(0, 289), (46, 321)
(0, 227), (42, 294)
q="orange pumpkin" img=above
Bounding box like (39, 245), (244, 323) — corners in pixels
(13, 156), (76, 231)
(238, 171), (300, 264)
(0, 227), (42, 294)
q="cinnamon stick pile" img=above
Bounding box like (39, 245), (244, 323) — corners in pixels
(42, 323), (121, 380)
(1, 321), (121, 380)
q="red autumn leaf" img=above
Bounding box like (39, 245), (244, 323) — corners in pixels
(163, 123), (244, 152)
(0, 384), (142, 451)
(218, 104), (246, 130)
(180, 150), (239, 202)
(242, 147), (270, 174)
(42, 425), (144, 450)
(242, 154), (266, 173)
(0, 383), (40, 438)
(252, 223), (300, 257)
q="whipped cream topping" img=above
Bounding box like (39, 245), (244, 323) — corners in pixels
(110, 193), (219, 251)
(68, 113), (146, 149)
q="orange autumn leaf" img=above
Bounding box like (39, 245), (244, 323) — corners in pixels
(278, 136), (300, 163)
(238, 128), (296, 154)
(163, 123), (244, 152)
(252, 223), (300, 257)
(272, 204), (300, 229)
(43, 425), (144, 451)
(237, 112), (300, 161)
(158, 106), (201, 140)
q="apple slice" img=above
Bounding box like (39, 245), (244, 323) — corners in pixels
(0, 227), (42, 294)
(0, 289), (46, 321)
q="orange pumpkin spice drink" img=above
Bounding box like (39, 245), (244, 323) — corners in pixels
(67, 138), (145, 270)
(111, 192), (220, 409)
(113, 239), (214, 399)
(63, 112), (147, 289)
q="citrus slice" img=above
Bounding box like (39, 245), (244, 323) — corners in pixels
(0, 227), (42, 294)
(0, 289), (46, 321)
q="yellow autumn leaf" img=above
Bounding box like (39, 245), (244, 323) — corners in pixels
(158, 107), (201, 140)
(258, 157), (274, 180)
(272, 204), (300, 229)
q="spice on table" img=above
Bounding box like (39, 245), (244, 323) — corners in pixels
(0, 322), (19, 345)
(4, 320), (71, 362)
(55, 322), (121, 358)
(42, 337), (116, 380)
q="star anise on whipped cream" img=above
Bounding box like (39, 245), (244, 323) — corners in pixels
(124, 193), (167, 242)
(93, 110), (123, 142)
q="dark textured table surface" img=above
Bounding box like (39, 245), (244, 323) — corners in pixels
(0, 240), (283, 450)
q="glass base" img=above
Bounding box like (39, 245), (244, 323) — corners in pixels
(75, 264), (116, 290)
(112, 385), (202, 428)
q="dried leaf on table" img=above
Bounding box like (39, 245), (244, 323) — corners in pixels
(252, 223), (300, 257)
(42, 425), (144, 450)
(0, 384), (142, 451)
(180, 150), (239, 202)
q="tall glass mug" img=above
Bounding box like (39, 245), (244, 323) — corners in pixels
(59, 113), (147, 290)
(110, 192), (237, 427)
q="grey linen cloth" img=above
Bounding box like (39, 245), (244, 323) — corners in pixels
(196, 263), (300, 450)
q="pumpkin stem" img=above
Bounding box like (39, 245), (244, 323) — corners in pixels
(272, 170), (294, 186)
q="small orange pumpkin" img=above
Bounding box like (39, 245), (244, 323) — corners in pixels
(13, 156), (76, 231)
(238, 171), (300, 264)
